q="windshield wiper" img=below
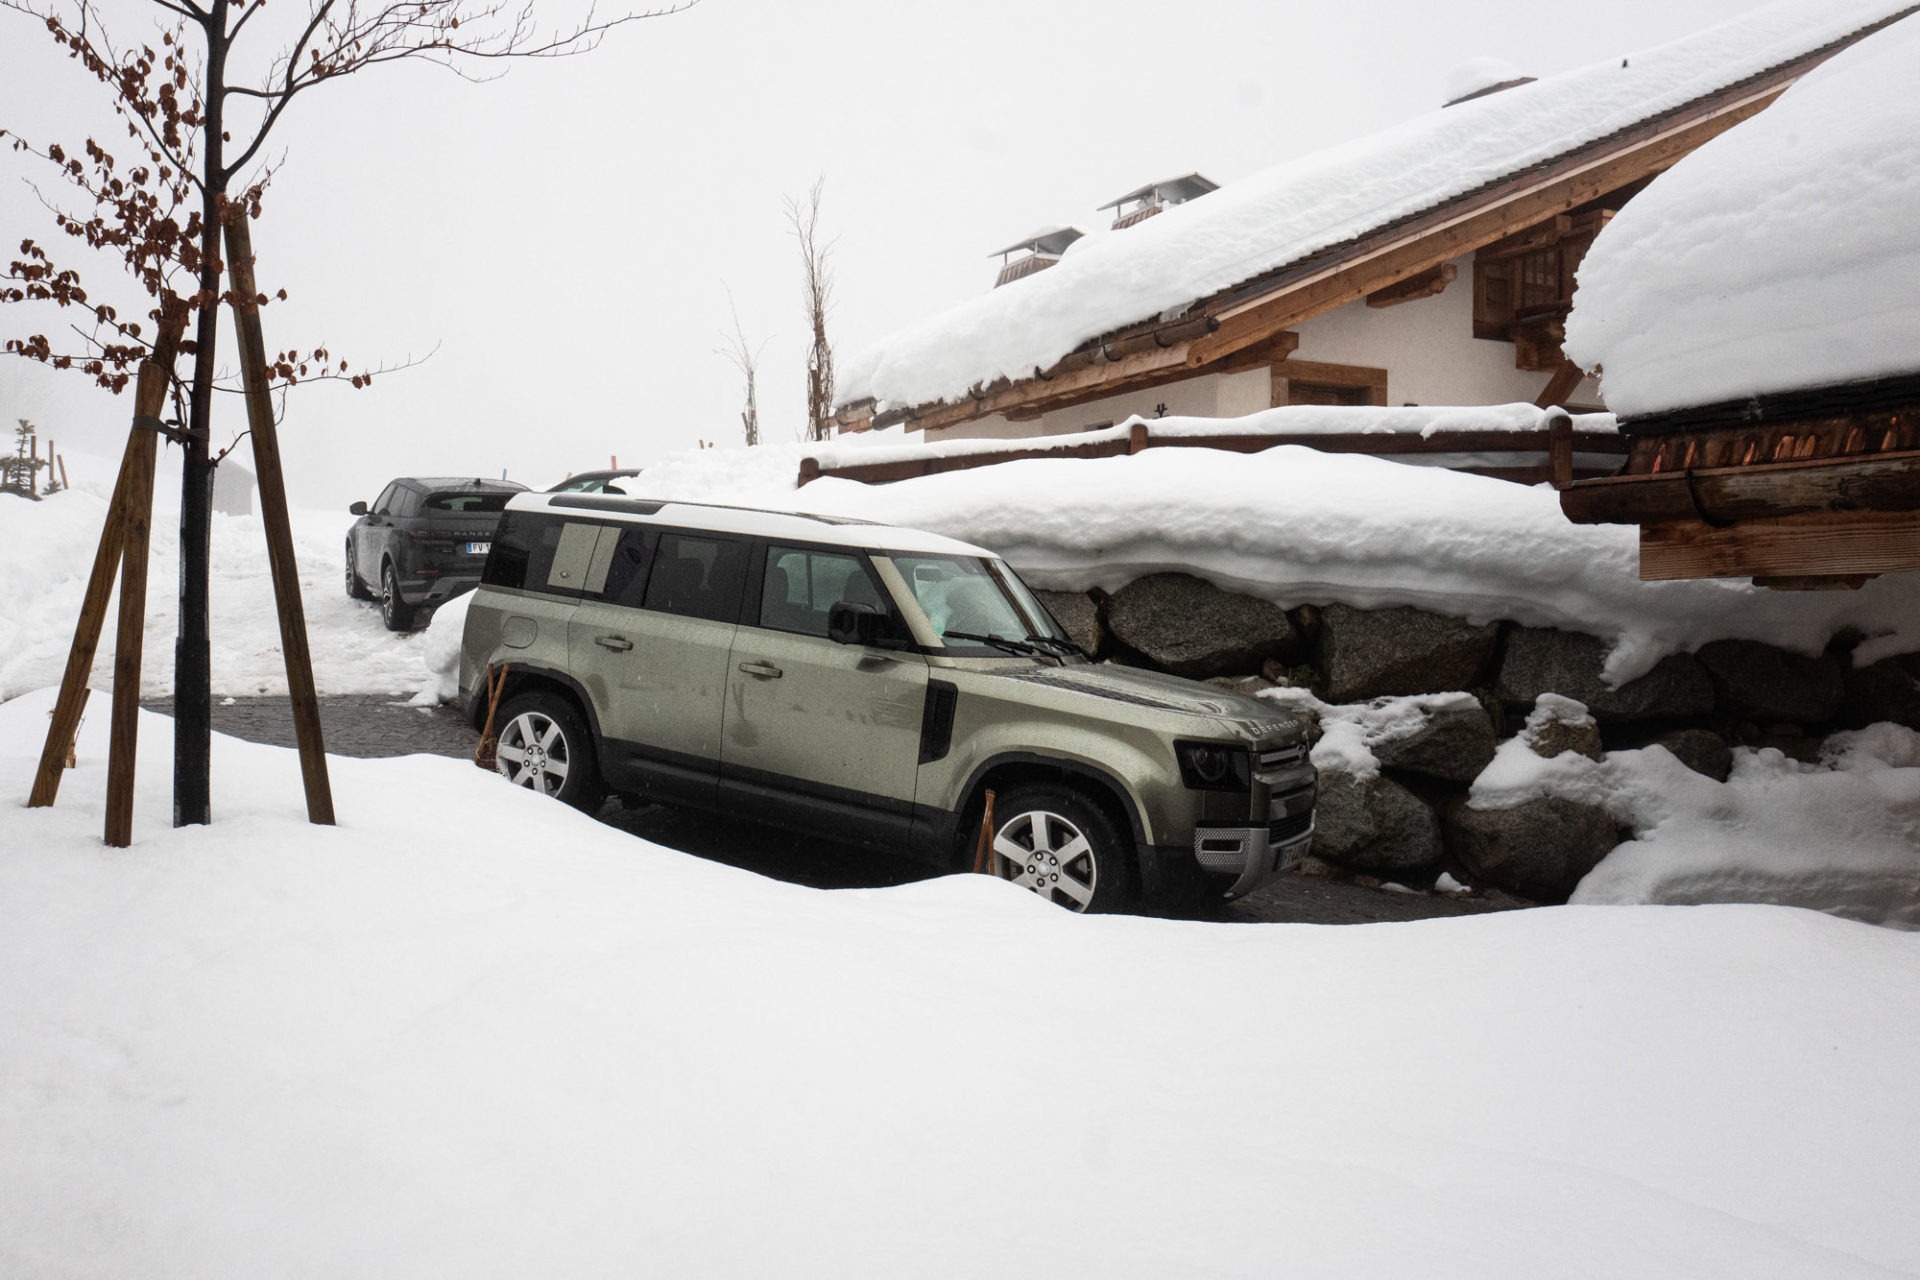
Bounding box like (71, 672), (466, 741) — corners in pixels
(943, 630), (1060, 663)
(1025, 633), (1090, 661)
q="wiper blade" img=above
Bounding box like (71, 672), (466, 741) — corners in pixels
(943, 630), (1057, 661)
(1025, 633), (1090, 661)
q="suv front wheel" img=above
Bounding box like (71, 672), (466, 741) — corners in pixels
(493, 691), (606, 812)
(345, 543), (373, 600)
(988, 784), (1132, 913)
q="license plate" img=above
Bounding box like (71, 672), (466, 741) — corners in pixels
(465, 541), (491, 555)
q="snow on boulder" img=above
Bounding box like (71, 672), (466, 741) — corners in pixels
(1564, 13), (1920, 415)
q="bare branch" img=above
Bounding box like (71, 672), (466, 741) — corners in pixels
(785, 175), (835, 443)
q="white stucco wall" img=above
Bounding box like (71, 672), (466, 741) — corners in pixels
(1290, 254), (1601, 407)
(923, 368), (1269, 444)
(910, 253), (1599, 444)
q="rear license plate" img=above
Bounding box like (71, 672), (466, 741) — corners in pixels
(465, 541), (490, 555)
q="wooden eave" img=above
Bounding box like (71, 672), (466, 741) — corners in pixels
(1555, 375), (1920, 587)
(837, 7), (1917, 437)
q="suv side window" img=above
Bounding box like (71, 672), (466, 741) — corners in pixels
(758, 544), (890, 638)
(644, 532), (746, 622)
(393, 486), (423, 519)
(598, 528), (655, 607)
(372, 482), (399, 516)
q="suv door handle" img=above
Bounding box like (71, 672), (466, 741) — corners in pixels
(594, 635), (634, 652)
(737, 660), (783, 679)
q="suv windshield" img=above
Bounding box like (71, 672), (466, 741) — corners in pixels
(885, 553), (1073, 657)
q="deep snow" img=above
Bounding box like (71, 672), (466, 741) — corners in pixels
(4, 690), (1920, 1278)
(1565, 13), (1920, 415)
(0, 454), (462, 700)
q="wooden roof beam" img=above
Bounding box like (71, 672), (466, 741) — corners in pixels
(1366, 263), (1458, 308)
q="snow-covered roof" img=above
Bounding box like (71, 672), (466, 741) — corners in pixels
(839, 0), (1918, 416)
(1563, 14), (1920, 419)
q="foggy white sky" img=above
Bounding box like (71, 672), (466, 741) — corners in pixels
(1, 0), (1764, 506)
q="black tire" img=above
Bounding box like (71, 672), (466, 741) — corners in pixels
(986, 783), (1134, 913)
(345, 543), (373, 600)
(492, 691), (606, 812)
(380, 561), (416, 631)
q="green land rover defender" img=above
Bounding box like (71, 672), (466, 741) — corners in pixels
(459, 493), (1315, 913)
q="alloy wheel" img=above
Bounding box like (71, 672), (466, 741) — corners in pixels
(993, 807), (1098, 911)
(495, 710), (573, 797)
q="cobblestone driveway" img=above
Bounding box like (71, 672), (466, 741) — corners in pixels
(149, 696), (1527, 924)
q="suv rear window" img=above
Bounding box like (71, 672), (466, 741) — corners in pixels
(426, 492), (512, 514)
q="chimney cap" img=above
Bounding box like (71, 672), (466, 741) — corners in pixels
(990, 225), (1085, 261)
(1097, 173), (1218, 213)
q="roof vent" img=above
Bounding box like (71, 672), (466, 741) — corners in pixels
(1442, 56), (1536, 107)
(991, 226), (1084, 288)
(1097, 173), (1217, 230)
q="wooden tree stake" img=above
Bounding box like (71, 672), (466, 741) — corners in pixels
(223, 213), (335, 825)
(103, 361), (167, 848)
(31, 314), (183, 815)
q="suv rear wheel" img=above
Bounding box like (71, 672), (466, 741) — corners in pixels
(380, 561), (416, 631)
(988, 784), (1132, 913)
(493, 691), (606, 812)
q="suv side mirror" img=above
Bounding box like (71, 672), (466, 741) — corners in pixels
(828, 601), (885, 646)
(349, 501), (368, 515)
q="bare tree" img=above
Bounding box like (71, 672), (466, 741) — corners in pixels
(3, 0), (693, 825)
(714, 285), (766, 446)
(784, 175), (834, 442)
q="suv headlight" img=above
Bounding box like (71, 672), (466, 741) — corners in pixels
(1175, 741), (1252, 792)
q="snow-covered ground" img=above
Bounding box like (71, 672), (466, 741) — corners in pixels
(4, 689), (1919, 1278)
(0, 454), (443, 700)
(1565, 12), (1920, 415)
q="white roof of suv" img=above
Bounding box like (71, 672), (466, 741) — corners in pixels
(506, 491), (996, 558)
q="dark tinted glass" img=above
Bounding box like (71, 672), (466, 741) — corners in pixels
(643, 533), (747, 622)
(599, 528), (654, 607)
(483, 512), (563, 591)
(426, 492), (512, 514)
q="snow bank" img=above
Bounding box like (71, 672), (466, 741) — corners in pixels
(840, 1), (1912, 412)
(1467, 719), (1920, 927)
(4, 689), (1920, 1276)
(769, 447), (1920, 682)
(1566, 14), (1920, 415)
(804, 403), (1615, 474)
(0, 478), (457, 700)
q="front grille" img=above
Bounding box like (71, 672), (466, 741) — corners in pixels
(1258, 743), (1307, 772)
(1270, 812), (1312, 844)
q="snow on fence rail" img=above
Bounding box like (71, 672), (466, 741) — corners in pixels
(797, 404), (1626, 489)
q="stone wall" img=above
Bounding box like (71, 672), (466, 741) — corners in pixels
(1037, 574), (1920, 904)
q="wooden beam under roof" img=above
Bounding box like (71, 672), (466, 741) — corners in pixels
(1366, 263), (1458, 308)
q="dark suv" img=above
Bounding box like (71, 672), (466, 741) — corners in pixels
(347, 477), (526, 630)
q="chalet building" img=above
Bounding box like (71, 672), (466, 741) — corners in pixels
(832, 2), (1917, 446)
(1557, 10), (1920, 588)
